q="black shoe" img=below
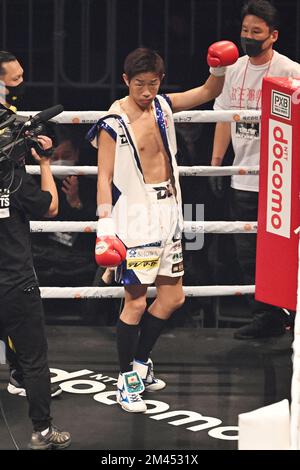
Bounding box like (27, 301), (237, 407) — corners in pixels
(49, 384), (63, 397)
(7, 371), (62, 398)
(234, 311), (286, 340)
(29, 425), (71, 450)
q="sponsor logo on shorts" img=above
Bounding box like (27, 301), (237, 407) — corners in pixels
(128, 249), (137, 257)
(153, 185), (174, 200)
(127, 258), (160, 270)
(142, 241), (162, 248)
(271, 90), (291, 120)
(172, 252), (183, 262)
(128, 248), (159, 259)
(172, 261), (184, 273)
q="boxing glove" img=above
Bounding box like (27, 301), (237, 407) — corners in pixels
(207, 41), (239, 76)
(95, 218), (126, 267)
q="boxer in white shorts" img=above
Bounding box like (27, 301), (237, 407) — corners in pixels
(116, 180), (184, 285)
(88, 44), (238, 413)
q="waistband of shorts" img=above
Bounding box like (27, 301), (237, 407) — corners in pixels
(145, 179), (172, 191)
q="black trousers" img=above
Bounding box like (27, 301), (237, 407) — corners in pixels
(229, 188), (280, 315)
(0, 285), (51, 431)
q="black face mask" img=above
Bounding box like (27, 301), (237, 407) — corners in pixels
(240, 36), (270, 57)
(5, 81), (25, 106)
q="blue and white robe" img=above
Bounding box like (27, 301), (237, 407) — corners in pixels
(87, 94), (183, 248)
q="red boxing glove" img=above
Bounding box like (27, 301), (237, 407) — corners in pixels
(207, 41), (239, 76)
(95, 218), (126, 267)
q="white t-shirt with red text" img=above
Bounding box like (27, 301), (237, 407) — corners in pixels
(214, 50), (300, 191)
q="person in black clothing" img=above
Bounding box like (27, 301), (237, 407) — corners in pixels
(0, 134), (71, 450)
(0, 50), (62, 398)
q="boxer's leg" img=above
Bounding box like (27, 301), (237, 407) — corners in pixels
(116, 284), (148, 413)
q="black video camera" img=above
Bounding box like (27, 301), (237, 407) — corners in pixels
(0, 103), (64, 165)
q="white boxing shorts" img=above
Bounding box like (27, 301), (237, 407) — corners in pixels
(116, 181), (184, 285)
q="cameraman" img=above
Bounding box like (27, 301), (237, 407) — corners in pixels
(0, 50), (62, 398)
(0, 67), (71, 451)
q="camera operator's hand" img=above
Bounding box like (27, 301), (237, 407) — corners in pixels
(31, 135), (53, 163)
(30, 135), (58, 217)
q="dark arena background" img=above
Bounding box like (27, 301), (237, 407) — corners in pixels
(0, 0), (299, 454)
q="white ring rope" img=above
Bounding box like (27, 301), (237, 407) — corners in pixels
(27, 105), (259, 304)
(30, 220), (257, 234)
(26, 165), (259, 177)
(40, 285), (255, 299)
(26, 106), (258, 302)
(179, 166), (259, 176)
(20, 109), (261, 124)
(24, 109), (260, 179)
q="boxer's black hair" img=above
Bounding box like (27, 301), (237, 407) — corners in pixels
(124, 48), (165, 82)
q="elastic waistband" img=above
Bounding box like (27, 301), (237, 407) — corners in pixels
(145, 179), (171, 190)
(145, 180), (174, 200)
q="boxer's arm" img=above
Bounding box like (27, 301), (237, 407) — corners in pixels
(95, 130), (126, 267)
(97, 129), (115, 218)
(169, 41), (238, 113)
(169, 75), (224, 113)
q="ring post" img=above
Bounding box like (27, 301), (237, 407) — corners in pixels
(239, 77), (300, 449)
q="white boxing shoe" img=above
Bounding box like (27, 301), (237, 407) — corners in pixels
(116, 371), (147, 413)
(132, 358), (166, 392)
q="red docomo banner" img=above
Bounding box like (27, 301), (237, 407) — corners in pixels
(266, 121), (292, 237)
(256, 77), (300, 310)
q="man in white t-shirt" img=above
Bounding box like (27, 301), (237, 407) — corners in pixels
(211, 0), (300, 339)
